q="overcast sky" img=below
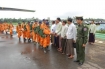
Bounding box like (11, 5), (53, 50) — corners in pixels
(0, 0), (105, 19)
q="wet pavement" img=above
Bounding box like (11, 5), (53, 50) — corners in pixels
(0, 33), (105, 69)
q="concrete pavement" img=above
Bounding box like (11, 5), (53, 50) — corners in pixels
(0, 33), (105, 69)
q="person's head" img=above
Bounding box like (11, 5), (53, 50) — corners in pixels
(43, 19), (46, 23)
(52, 21), (55, 24)
(56, 17), (61, 23)
(76, 16), (83, 24)
(23, 21), (25, 24)
(18, 23), (21, 26)
(46, 22), (49, 27)
(34, 20), (38, 24)
(62, 20), (67, 25)
(39, 20), (42, 26)
(91, 20), (94, 24)
(27, 21), (30, 25)
(67, 18), (72, 24)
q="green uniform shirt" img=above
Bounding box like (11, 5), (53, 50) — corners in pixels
(77, 23), (88, 44)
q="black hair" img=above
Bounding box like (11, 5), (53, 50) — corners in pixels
(62, 20), (67, 24)
(57, 17), (61, 21)
(91, 20), (94, 22)
(52, 21), (55, 24)
(67, 18), (72, 22)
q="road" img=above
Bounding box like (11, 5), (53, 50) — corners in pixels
(0, 33), (105, 69)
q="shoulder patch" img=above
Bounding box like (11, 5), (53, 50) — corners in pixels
(84, 28), (87, 31)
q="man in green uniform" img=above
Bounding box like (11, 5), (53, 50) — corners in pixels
(74, 16), (88, 65)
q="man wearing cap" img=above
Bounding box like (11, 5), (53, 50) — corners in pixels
(21, 21), (27, 42)
(16, 23), (22, 41)
(74, 16), (88, 65)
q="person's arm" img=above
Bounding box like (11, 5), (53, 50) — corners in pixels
(64, 26), (68, 37)
(93, 25), (96, 34)
(72, 25), (77, 42)
(83, 26), (89, 47)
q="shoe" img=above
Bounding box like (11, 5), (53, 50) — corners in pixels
(78, 62), (83, 65)
(44, 50), (47, 53)
(68, 56), (74, 59)
(44, 48), (47, 53)
(74, 60), (79, 62)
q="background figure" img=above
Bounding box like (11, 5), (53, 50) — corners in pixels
(50, 21), (56, 45)
(66, 18), (76, 59)
(88, 20), (96, 44)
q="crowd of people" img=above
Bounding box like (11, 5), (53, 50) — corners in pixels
(0, 17), (96, 66)
(0, 22), (14, 37)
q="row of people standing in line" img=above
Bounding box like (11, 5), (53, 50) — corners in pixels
(51, 18), (76, 58)
(51, 17), (89, 65)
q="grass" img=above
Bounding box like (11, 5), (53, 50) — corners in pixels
(96, 30), (105, 34)
(12, 23), (18, 25)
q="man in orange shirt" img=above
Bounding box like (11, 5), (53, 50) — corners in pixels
(4, 22), (9, 34)
(16, 23), (22, 41)
(26, 21), (31, 43)
(32, 20), (38, 44)
(43, 21), (51, 53)
(21, 21), (27, 42)
(9, 22), (14, 37)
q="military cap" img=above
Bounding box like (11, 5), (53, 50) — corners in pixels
(76, 16), (83, 20)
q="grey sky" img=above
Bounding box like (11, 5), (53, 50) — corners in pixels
(0, 0), (105, 19)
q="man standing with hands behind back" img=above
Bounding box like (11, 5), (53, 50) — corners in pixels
(75, 16), (88, 65)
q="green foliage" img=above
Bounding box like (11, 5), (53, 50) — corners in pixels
(96, 30), (105, 34)
(0, 18), (37, 23)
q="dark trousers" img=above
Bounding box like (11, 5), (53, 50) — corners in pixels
(61, 38), (66, 53)
(55, 36), (59, 48)
(88, 33), (95, 43)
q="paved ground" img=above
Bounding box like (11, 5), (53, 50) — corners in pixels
(0, 33), (105, 69)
